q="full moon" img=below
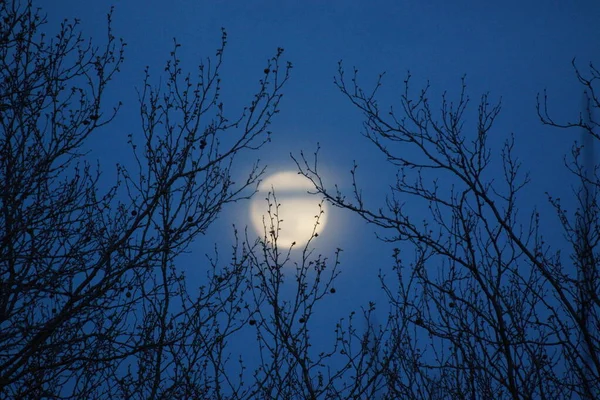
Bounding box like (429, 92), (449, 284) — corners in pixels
(250, 171), (327, 248)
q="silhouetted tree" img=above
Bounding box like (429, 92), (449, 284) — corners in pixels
(0, 2), (386, 399)
(6, 1), (598, 399)
(0, 1), (292, 397)
(296, 60), (600, 399)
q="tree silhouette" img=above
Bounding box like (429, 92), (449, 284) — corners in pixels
(0, 2), (386, 399)
(0, 1), (293, 397)
(3, 1), (599, 399)
(296, 60), (600, 399)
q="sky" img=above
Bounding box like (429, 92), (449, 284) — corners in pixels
(45, 0), (600, 384)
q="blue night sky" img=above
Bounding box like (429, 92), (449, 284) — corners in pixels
(46, 0), (600, 376)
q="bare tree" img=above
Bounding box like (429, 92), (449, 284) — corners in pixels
(235, 192), (388, 400)
(296, 60), (600, 399)
(0, 2), (388, 399)
(8, 1), (599, 399)
(0, 0), (293, 397)
(0, 1), (409, 398)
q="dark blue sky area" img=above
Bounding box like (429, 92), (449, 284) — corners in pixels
(46, 0), (600, 360)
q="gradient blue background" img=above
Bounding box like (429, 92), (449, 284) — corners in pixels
(45, 0), (600, 379)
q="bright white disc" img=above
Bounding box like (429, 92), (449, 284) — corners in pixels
(250, 171), (327, 248)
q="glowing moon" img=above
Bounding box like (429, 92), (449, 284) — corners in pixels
(250, 171), (327, 248)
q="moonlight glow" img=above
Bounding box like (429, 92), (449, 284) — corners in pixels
(250, 171), (327, 248)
